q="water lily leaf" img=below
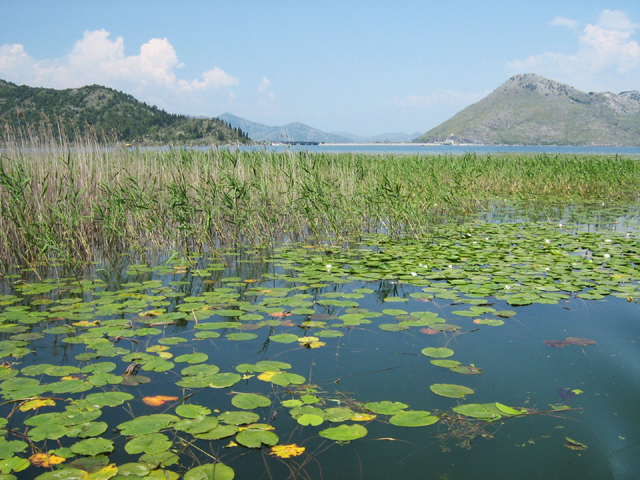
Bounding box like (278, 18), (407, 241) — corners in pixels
(118, 414), (179, 436)
(0, 439), (28, 457)
(450, 365), (482, 375)
(193, 425), (238, 440)
(270, 444), (305, 458)
(33, 467), (88, 479)
(27, 423), (68, 442)
(421, 347), (454, 358)
(324, 407), (355, 422)
(218, 411), (260, 425)
(85, 391), (134, 407)
(319, 424), (368, 441)
(69, 438), (114, 456)
(20, 398), (56, 411)
(270, 372), (306, 386)
(389, 411), (438, 427)
(207, 373), (241, 388)
(82, 464), (118, 480)
(269, 334), (299, 343)
(452, 403), (501, 420)
(175, 353), (208, 364)
(430, 384), (474, 399)
(296, 414), (324, 426)
(67, 420), (108, 438)
(226, 333), (258, 341)
(29, 453), (66, 468)
(235, 429), (279, 448)
(183, 463), (235, 480)
(125, 433), (172, 455)
(231, 393), (271, 410)
(175, 404), (212, 418)
(379, 324), (410, 332)
(363, 401), (408, 415)
(430, 359), (461, 368)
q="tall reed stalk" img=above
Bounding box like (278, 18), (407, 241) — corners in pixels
(1, 125), (639, 267)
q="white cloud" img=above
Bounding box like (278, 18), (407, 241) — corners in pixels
(258, 77), (271, 93)
(0, 29), (239, 114)
(549, 16), (580, 30)
(508, 10), (640, 90)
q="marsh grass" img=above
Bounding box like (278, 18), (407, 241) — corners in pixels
(1, 128), (639, 266)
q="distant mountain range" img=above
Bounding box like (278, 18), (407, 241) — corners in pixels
(414, 74), (640, 146)
(0, 79), (250, 145)
(218, 113), (419, 143)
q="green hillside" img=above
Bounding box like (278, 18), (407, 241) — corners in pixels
(0, 79), (250, 145)
(414, 74), (640, 146)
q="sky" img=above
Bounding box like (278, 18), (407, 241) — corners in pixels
(1, 1), (639, 136)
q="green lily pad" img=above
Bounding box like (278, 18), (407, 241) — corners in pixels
(364, 401), (408, 415)
(269, 334), (299, 343)
(389, 410), (438, 427)
(296, 414), (324, 426)
(69, 437), (114, 456)
(175, 352), (209, 364)
(218, 411), (260, 425)
(85, 391), (134, 407)
(207, 373), (242, 388)
(231, 393), (272, 410)
(319, 424), (368, 441)
(430, 383), (475, 398)
(235, 429), (279, 448)
(184, 463), (235, 480)
(125, 433), (172, 455)
(421, 347), (454, 358)
(271, 372), (306, 386)
(175, 404), (212, 418)
(118, 414), (179, 436)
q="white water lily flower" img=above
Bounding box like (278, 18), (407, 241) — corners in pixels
(558, 223), (563, 227)
(504, 285), (511, 290)
(545, 239), (550, 243)
(411, 272), (417, 277)
(325, 264), (332, 270)
(448, 265), (453, 269)
(604, 254), (611, 258)
(605, 239), (612, 243)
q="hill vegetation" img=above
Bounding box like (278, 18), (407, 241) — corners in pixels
(0, 79), (250, 145)
(415, 74), (640, 146)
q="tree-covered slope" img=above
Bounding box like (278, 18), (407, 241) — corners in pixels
(0, 79), (250, 144)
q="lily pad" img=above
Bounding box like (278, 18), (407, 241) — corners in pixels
(430, 383), (475, 399)
(231, 393), (272, 410)
(421, 347), (454, 358)
(319, 424), (368, 441)
(184, 463), (235, 480)
(389, 410), (438, 427)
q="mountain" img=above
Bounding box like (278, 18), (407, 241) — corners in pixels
(332, 131), (422, 143)
(0, 79), (250, 145)
(219, 113), (352, 143)
(414, 74), (640, 146)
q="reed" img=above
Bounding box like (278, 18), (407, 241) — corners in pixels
(1, 128), (639, 266)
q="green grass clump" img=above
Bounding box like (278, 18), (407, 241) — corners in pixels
(1, 130), (639, 266)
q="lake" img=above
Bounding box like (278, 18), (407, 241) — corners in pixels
(2, 202), (640, 480)
(231, 144), (640, 156)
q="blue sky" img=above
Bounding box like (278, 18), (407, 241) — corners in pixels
(1, 1), (639, 136)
